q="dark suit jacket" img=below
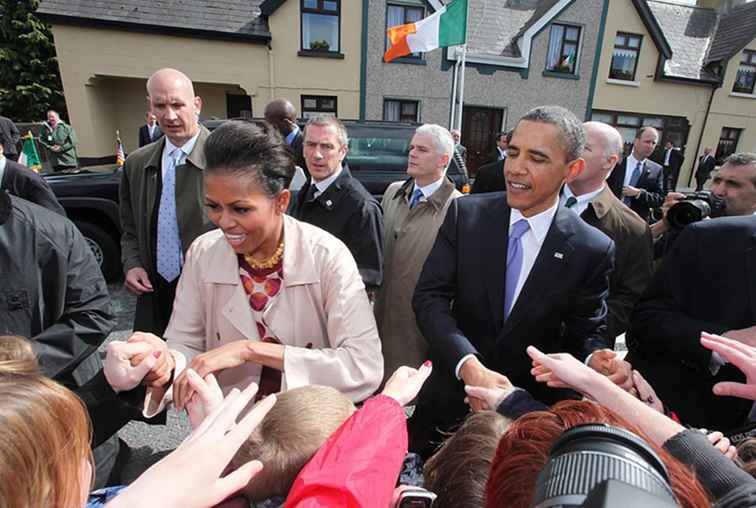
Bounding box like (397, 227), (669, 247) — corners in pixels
(471, 159), (506, 194)
(579, 186), (653, 345)
(0, 115), (19, 156)
(138, 124), (163, 148)
(665, 148), (684, 172)
(289, 128), (307, 175)
(626, 215), (756, 431)
(1, 158), (65, 216)
(292, 165), (384, 287)
(411, 193), (614, 444)
(696, 154), (716, 179)
(608, 156), (665, 221)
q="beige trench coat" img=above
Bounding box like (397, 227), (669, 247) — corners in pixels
(147, 214), (383, 413)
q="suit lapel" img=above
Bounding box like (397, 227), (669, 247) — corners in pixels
(498, 206), (575, 336)
(483, 199), (511, 329)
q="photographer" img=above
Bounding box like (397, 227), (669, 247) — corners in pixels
(651, 153), (756, 257)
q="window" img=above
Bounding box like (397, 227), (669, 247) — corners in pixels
(609, 32), (642, 81)
(545, 24), (581, 74)
(733, 50), (756, 95)
(716, 127), (741, 162)
(301, 95), (338, 118)
(301, 0), (340, 53)
(383, 99), (420, 122)
(386, 4), (425, 59)
(591, 110), (672, 155)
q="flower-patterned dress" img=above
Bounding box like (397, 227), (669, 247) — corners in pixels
(238, 254), (284, 400)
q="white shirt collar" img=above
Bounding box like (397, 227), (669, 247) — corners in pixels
(628, 152), (644, 168)
(509, 197), (559, 245)
(412, 176), (445, 202)
(163, 131), (201, 162)
(286, 125), (300, 145)
(313, 165), (343, 196)
(562, 184), (605, 216)
(0, 155), (6, 184)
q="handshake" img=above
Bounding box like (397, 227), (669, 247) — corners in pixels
(103, 332), (175, 394)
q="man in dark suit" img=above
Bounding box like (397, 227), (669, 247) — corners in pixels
(292, 115), (383, 290)
(608, 126), (664, 222)
(410, 106), (629, 457)
(451, 129), (467, 162)
(696, 147), (716, 191)
(626, 214), (756, 431)
(138, 112), (163, 148)
(487, 131), (509, 164)
(661, 141), (684, 192)
(471, 158), (506, 194)
(0, 143), (65, 215)
(563, 122), (653, 346)
(265, 98), (307, 174)
(0, 113), (20, 161)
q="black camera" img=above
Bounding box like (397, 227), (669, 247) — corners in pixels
(530, 424), (678, 507)
(666, 191), (724, 229)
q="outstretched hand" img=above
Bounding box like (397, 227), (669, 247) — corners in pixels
(382, 361), (433, 406)
(184, 370), (224, 430)
(107, 382), (276, 508)
(701, 332), (756, 400)
(104, 340), (159, 393)
(587, 349), (634, 393)
(528, 346), (601, 396)
(464, 377), (516, 412)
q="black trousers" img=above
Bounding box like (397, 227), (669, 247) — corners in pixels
(132, 272), (179, 337)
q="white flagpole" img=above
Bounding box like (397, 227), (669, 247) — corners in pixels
(450, 54), (460, 129)
(456, 44), (467, 132)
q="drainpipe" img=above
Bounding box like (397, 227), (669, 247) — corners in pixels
(689, 84), (716, 187)
(268, 42), (275, 102)
(359, 0), (369, 120)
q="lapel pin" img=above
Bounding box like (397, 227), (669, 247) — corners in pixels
(554, 252), (564, 259)
(325, 199), (333, 208)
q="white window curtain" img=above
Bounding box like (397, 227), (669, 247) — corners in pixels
(546, 25), (564, 70)
(387, 6), (404, 49)
(384, 100), (400, 122)
(612, 48), (637, 74)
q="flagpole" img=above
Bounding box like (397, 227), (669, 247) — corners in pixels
(450, 52), (460, 129)
(456, 43), (467, 132)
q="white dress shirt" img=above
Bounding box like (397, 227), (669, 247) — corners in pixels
(664, 149), (672, 166)
(455, 198), (560, 379)
(561, 184), (606, 217)
(0, 155), (6, 184)
(497, 147), (507, 160)
(411, 176), (445, 205)
(162, 132), (200, 178)
(148, 123), (158, 141)
(623, 153), (644, 188)
(312, 165), (344, 199)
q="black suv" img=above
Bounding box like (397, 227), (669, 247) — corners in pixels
(44, 120), (468, 281)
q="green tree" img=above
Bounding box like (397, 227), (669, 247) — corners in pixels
(0, 0), (66, 121)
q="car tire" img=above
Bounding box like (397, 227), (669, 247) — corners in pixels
(74, 220), (121, 282)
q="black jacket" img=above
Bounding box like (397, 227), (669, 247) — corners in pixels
(1, 157), (65, 215)
(626, 215), (756, 431)
(0, 191), (140, 447)
(696, 154), (716, 179)
(138, 123), (163, 148)
(608, 157), (665, 221)
(289, 128), (307, 174)
(0, 115), (19, 156)
(409, 193), (613, 452)
(471, 159), (506, 194)
(292, 166), (384, 287)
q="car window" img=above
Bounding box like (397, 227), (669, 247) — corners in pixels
(348, 137), (409, 157)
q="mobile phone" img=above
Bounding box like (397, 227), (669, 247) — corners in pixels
(395, 487), (437, 508)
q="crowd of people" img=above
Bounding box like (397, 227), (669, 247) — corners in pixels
(2, 65), (756, 507)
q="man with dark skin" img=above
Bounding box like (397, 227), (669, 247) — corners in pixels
(264, 98), (306, 172)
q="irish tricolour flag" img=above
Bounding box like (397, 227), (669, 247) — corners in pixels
(384, 0), (468, 62)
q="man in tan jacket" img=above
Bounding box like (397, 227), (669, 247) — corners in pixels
(375, 124), (462, 380)
(119, 68), (215, 335)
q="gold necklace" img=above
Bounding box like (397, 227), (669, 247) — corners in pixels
(244, 240), (284, 270)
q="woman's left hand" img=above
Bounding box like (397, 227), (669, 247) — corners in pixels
(174, 340), (253, 410)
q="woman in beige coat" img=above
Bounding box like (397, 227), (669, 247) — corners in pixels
(133, 121), (383, 415)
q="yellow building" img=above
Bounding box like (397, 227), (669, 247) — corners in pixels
(591, 0), (756, 187)
(38, 0), (363, 160)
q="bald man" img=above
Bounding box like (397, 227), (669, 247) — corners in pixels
(119, 68), (215, 335)
(560, 121), (653, 345)
(265, 98), (306, 173)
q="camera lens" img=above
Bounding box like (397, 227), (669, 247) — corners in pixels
(667, 200), (711, 229)
(530, 424), (676, 507)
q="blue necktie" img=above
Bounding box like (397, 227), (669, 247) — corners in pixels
(157, 149), (183, 282)
(409, 188), (424, 209)
(624, 161), (643, 205)
(504, 219), (530, 319)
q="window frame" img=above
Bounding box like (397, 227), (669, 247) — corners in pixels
(301, 95), (338, 118)
(715, 127), (742, 162)
(732, 49), (756, 95)
(609, 32), (643, 82)
(383, 98), (421, 123)
(544, 23), (583, 75)
(300, 0), (341, 55)
(385, 2), (427, 61)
